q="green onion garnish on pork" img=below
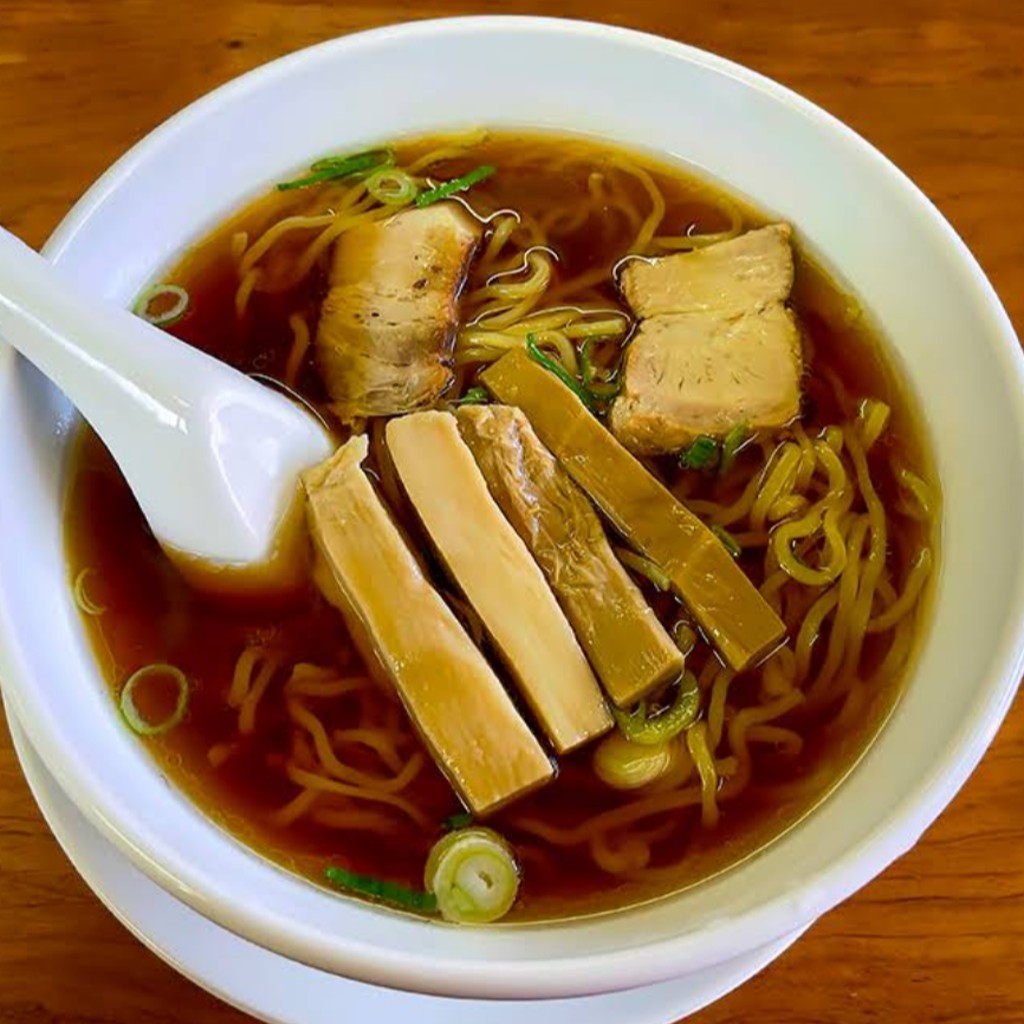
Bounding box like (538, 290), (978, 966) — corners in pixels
(525, 334), (596, 410)
(679, 435), (719, 470)
(415, 165), (496, 208)
(612, 671), (701, 746)
(276, 148), (394, 191)
(324, 865), (438, 912)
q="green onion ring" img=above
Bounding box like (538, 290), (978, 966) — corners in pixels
(72, 567), (106, 615)
(365, 167), (419, 206)
(425, 826), (520, 924)
(133, 284), (189, 327)
(119, 663), (190, 736)
(613, 671), (701, 746)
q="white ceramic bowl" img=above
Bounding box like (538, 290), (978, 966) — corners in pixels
(1, 15), (1022, 1002)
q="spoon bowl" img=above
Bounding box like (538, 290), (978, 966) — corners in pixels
(0, 227), (333, 593)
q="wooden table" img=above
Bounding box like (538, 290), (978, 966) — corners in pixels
(1, 2), (1022, 1021)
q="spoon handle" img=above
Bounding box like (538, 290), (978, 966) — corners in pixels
(0, 226), (330, 566)
(0, 225), (232, 444)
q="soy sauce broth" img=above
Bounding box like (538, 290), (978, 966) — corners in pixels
(64, 131), (937, 921)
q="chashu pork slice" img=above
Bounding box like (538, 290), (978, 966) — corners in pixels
(610, 224), (803, 455)
(386, 411), (613, 753)
(481, 349), (786, 674)
(315, 202), (482, 422)
(302, 435), (553, 817)
(621, 223), (795, 319)
(456, 404), (684, 708)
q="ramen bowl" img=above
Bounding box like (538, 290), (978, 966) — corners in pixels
(0, 16), (1021, 1001)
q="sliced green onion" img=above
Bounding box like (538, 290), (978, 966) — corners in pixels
(587, 379), (622, 399)
(452, 386), (490, 406)
(719, 422), (750, 475)
(425, 827), (520, 924)
(593, 731), (677, 790)
(711, 523), (742, 559)
(579, 338), (598, 384)
(365, 166), (419, 206)
(119, 664), (189, 736)
(615, 547), (671, 592)
(613, 671), (701, 746)
(133, 284), (189, 327)
(579, 339), (622, 399)
(276, 148), (394, 191)
(680, 435), (719, 471)
(309, 149), (393, 172)
(442, 811), (474, 831)
(525, 334), (595, 410)
(325, 865), (437, 913)
(672, 621), (698, 657)
(72, 567), (106, 616)
(415, 165), (496, 208)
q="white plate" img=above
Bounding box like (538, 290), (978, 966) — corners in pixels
(6, 705), (805, 1024)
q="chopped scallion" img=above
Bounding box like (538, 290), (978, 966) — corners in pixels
(525, 334), (595, 410)
(579, 339), (622, 400)
(711, 523), (742, 559)
(324, 865), (438, 913)
(615, 547), (672, 592)
(579, 338), (598, 385)
(133, 284), (190, 327)
(276, 148), (394, 191)
(119, 664), (189, 737)
(719, 422), (750, 475)
(364, 166), (419, 206)
(593, 731), (677, 790)
(72, 567), (106, 616)
(452, 386), (490, 406)
(415, 165), (496, 208)
(613, 671), (701, 746)
(425, 827), (520, 924)
(680, 435), (719, 470)
(672, 621), (698, 656)
(587, 379), (622, 399)
(442, 811), (474, 831)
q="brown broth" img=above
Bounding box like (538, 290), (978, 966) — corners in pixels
(64, 130), (937, 922)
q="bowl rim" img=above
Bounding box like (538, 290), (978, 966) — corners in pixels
(3, 13), (1023, 1000)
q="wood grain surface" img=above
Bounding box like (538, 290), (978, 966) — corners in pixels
(1, 2), (1022, 1021)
